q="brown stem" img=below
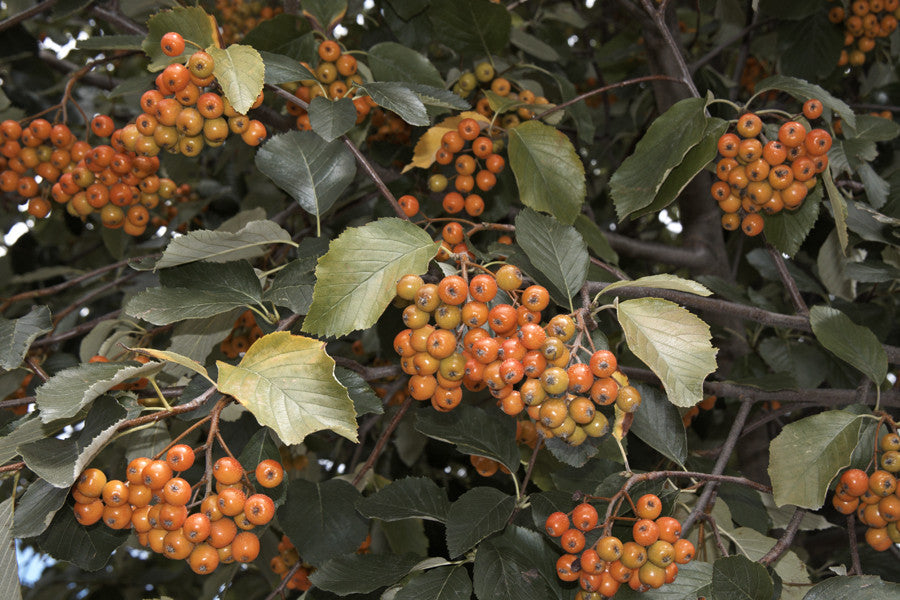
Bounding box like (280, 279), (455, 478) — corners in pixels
(759, 507), (805, 566)
(25, 356), (50, 382)
(847, 513), (862, 575)
(639, 0), (700, 98)
(682, 400), (753, 533)
(700, 513), (730, 557)
(264, 561), (302, 600)
(520, 437), (543, 494)
(351, 396), (414, 487)
(203, 397), (229, 497)
(0, 461), (26, 474)
(535, 75), (682, 121)
(115, 386), (217, 432)
(32, 309), (122, 348)
(602, 232), (714, 271)
(51, 271), (139, 327)
(766, 242), (808, 316)
(90, 4), (147, 35)
(0, 0), (57, 33)
(333, 356), (402, 381)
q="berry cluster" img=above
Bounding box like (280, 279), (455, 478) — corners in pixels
(288, 40), (373, 130)
(0, 118), (174, 235)
(214, 0), (283, 45)
(366, 109), (412, 146)
(393, 266), (639, 446)
(545, 493), (695, 597)
(712, 99), (832, 236)
(219, 309), (264, 359)
(828, 0), (900, 66)
(270, 535), (314, 592)
(453, 61), (550, 129)
(72, 446), (284, 574)
(831, 431), (900, 551)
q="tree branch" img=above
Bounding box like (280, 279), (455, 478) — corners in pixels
(759, 507), (805, 566)
(766, 242), (808, 316)
(603, 231), (715, 271)
(0, 0), (57, 33)
(351, 396), (414, 487)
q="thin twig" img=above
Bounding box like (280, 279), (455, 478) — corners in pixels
(351, 396), (414, 487)
(0, 462), (26, 474)
(520, 437), (543, 494)
(32, 309), (122, 348)
(639, 0), (701, 98)
(115, 386), (217, 432)
(90, 4), (147, 35)
(759, 507), (806, 565)
(535, 75), (682, 121)
(847, 513), (862, 575)
(765, 242), (808, 316)
(700, 513), (730, 557)
(263, 561), (302, 600)
(333, 356), (402, 381)
(682, 400), (753, 533)
(51, 271), (140, 327)
(0, 0), (57, 33)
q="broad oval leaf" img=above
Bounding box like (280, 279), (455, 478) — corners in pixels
(10, 479), (68, 538)
(207, 44), (265, 115)
(514, 208), (588, 310)
(610, 97), (708, 221)
(809, 305), (887, 385)
(711, 555), (774, 600)
(142, 7), (218, 71)
(356, 476), (451, 523)
(472, 529), (552, 600)
(508, 120), (585, 225)
(361, 82), (429, 126)
(630, 383), (687, 468)
(308, 96), (358, 142)
(309, 553), (421, 595)
(395, 565), (472, 600)
(36, 361), (162, 422)
(764, 185), (822, 257)
(616, 298), (717, 408)
(768, 410), (866, 508)
(301, 0), (347, 31)
(367, 42), (444, 87)
(0, 305), (51, 370)
(0, 499), (21, 600)
(415, 404), (519, 473)
(599, 274), (712, 297)
(36, 501), (129, 571)
(302, 218), (440, 338)
(260, 50), (317, 84)
(574, 215), (618, 264)
(802, 575), (900, 600)
(255, 130), (356, 231)
(823, 169), (849, 254)
(216, 332), (357, 445)
(754, 75), (856, 129)
(445, 487), (515, 558)
(428, 0), (511, 55)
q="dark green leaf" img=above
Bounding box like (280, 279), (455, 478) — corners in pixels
(610, 98), (708, 220)
(357, 476), (450, 523)
(242, 15), (312, 56)
(255, 131), (356, 229)
(757, 0), (821, 19)
(574, 215), (618, 264)
(334, 367), (383, 416)
(445, 487), (515, 558)
(0, 305), (51, 370)
(142, 7), (219, 72)
(367, 42), (444, 87)
(309, 553), (420, 595)
(514, 208), (588, 311)
(263, 255), (319, 315)
(260, 51), (318, 84)
(361, 82), (429, 126)
(630, 383), (687, 468)
(711, 555), (774, 600)
(843, 114), (900, 141)
(763, 184), (822, 258)
(857, 163), (889, 209)
(20, 397), (130, 488)
(472, 527), (553, 600)
(823, 169), (849, 253)
(0, 415), (72, 465)
(405, 83), (470, 111)
(809, 305), (887, 385)
(510, 28), (559, 61)
(428, 0), (511, 55)
(778, 12), (843, 81)
(0, 499), (21, 600)
(396, 565), (472, 600)
(301, 0), (347, 31)
(237, 428), (282, 475)
(277, 479), (368, 566)
(544, 436), (599, 468)
(415, 404), (519, 473)
(308, 97), (358, 143)
(10, 479), (68, 538)
(508, 120), (586, 225)
(36, 506), (129, 571)
(754, 75), (856, 129)
(802, 575), (900, 599)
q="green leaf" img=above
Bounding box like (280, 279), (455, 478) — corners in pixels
(334, 367), (383, 416)
(125, 261), (263, 326)
(616, 298), (717, 408)
(0, 305), (51, 370)
(630, 383), (687, 468)
(614, 561), (714, 599)
(857, 162), (890, 209)
(308, 97), (358, 142)
(361, 82), (429, 126)
(259, 51), (318, 84)
(36, 503), (129, 571)
(711, 555), (774, 600)
(10, 478), (68, 538)
(600, 274), (712, 297)
(396, 565), (472, 600)
(754, 75), (856, 129)
(726, 527), (811, 596)
(610, 98), (708, 221)
(809, 305), (887, 385)
(216, 332), (357, 445)
(472, 527), (553, 600)
(130, 347), (213, 383)
(263, 258), (317, 315)
(514, 208), (588, 311)
(508, 120), (586, 225)
(764, 184), (822, 257)
(207, 44), (265, 115)
(367, 42), (444, 87)
(757, 0), (821, 19)
(301, 0), (347, 31)
(802, 575), (900, 599)
(356, 476), (450, 523)
(21, 397), (130, 487)
(309, 553), (421, 595)
(0, 499), (21, 600)
(164, 311), (236, 378)
(777, 11), (843, 81)
(843, 114), (900, 141)
(140, 219), (293, 270)
(0, 415), (73, 465)
(76, 34), (143, 50)
(768, 410), (867, 508)
(405, 83), (470, 111)
(428, 0), (511, 55)
(255, 131), (356, 231)
(277, 478), (368, 566)
(634, 117), (728, 219)
(445, 487), (515, 558)
(510, 27), (559, 61)
(543, 436), (599, 468)
(574, 215), (618, 264)
(35, 361), (161, 422)
(823, 169), (849, 254)
(302, 218), (440, 338)
(142, 7), (219, 72)
(415, 404), (519, 473)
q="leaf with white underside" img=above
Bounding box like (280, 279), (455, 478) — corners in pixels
(36, 361), (162, 422)
(216, 332), (357, 445)
(302, 219), (440, 338)
(616, 298), (717, 408)
(207, 44), (264, 115)
(0, 305), (51, 370)
(0, 499), (21, 600)
(599, 274), (712, 297)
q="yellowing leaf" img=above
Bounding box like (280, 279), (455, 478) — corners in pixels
(403, 111), (489, 173)
(216, 332), (357, 444)
(207, 44), (265, 115)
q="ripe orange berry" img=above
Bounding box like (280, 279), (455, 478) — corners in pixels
(635, 494), (663, 520)
(545, 511), (570, 537)
(213, 457), (244, 485)
(160, 32), (185, 57)
(398, 194), (419, 217)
